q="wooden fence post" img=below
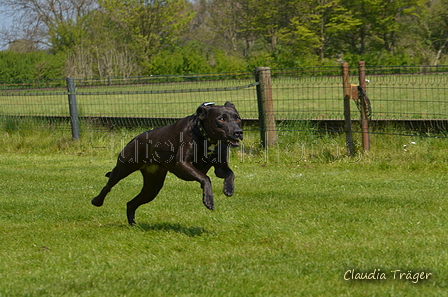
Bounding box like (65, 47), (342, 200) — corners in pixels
(358, 61), (370, 151)
(342, 63), (355, 156)
(66, 77), (80, 140)
(254, 67), (277, 147)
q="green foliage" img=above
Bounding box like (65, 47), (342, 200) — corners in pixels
(415, 0), (448, 65)
(48, 19), (86, 53)
(343, 51), (418, 66)
(0, 51), (65, 82)
(2, 0), (448, 78)
(211, 49), (249, 73)
(337, 0), (426, 54)
(100, 0), (194, 65)
(144, 43), (212, 75)
(144, 42), (251, 75)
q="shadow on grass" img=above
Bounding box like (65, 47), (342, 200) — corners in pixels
(136, 222), (210, 237)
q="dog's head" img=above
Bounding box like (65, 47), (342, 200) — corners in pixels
(196, 101), (243, 147)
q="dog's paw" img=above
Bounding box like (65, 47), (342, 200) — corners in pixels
(91, 197), (104, 207)
(223, 181), (234, 197)
(203, 194), (214, 210)
(223, 186), (234, 197)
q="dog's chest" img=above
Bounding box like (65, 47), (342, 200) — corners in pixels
(202, 143), (225, 164)
(207, 143), (217, 155)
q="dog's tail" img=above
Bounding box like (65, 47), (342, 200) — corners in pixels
(105, 171), (112, 177)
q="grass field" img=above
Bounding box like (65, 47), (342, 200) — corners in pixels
(0, 128), (447, 296)
(1, 73), (447, 121)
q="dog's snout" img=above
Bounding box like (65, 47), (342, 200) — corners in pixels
(234, 129), (243, 140)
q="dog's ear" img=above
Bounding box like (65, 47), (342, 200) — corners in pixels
(224, 101), (236, 110)
(224, 101), (239, 114)
(196, 103), (213, 120)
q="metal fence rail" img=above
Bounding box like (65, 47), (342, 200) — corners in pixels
(1, 65), (447, 139)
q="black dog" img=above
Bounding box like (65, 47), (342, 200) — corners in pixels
(91, 102), (243, 225)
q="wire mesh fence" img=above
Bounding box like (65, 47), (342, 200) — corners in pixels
(366, 66), (448, 120)
(269, 67), (345, 121)
(73, 73), (258, 119)
(1, 65), (447, 138)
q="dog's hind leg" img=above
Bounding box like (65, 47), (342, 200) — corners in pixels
(126, 165), (168, 225)
(91, 165), (137, 207)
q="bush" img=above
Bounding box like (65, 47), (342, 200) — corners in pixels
(342, 51), (420, 66)
(211, 49), (248, 72)
(144, 43), (212, 75)
(0, 51), (65, 82)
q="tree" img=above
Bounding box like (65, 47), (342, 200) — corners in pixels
(1, 0), (97, 50)
(236, 0), (298, 53)
(64, 9), (139, 78)
(338, 0), (425, 55)
(208, 0), (243, 53)
(419, 0), (448, 64)
(99, 0), (194, 74)
(305, 0), (361, 61)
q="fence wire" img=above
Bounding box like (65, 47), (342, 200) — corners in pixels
(1, 66), (447, 138)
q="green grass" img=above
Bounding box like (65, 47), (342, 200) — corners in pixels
(0, 128), (447, 296)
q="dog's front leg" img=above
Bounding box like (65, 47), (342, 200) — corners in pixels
(215, 165), (235, 197)
(172, 163), (214, 210)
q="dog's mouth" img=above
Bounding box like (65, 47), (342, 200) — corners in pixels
(221, 130), (243, 147)
(226, 137), (242, 147)
(228, 140), (240, 147)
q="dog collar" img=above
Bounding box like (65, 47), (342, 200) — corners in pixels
(197, 120), (216, 144)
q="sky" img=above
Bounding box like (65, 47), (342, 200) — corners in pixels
(0, 6), (12, 28)
(0, 5), (13, 50)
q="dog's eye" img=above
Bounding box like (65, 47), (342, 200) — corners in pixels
(218, 117), (225, 122)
